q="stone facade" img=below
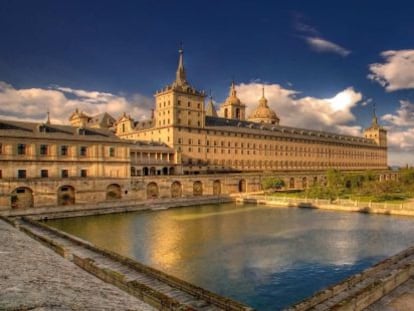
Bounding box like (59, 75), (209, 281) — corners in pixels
(115, 49), (388, 174)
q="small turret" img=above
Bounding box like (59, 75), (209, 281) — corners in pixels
(219, 80), (246, 120)
(69, 108), (90, 127)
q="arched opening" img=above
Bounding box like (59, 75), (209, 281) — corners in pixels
(171, 181), (182, 198)
(11, 187), (34, 209)
(238, 179), (246, 193)
(169, 167), (175, 175)
(143, 167), (149, 176)
(213, 180), (221, 195)
(149, 167), (156, 175)
(162, 167), (168, 175)
(146, 182), (159, 199)
(289, 178), (295, 189)
(57, 185), (75, 206)
(224, 108), (228, 118)
(313, 176), (318, 185)
(106, 184), (122, 200)
(235, 108), (240, 119)
(193, 181), (203, 196)
(302, 177), (307, 189)
(131, 167), (136, 177)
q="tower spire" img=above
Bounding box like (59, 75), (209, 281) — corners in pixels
(46, 110), (51, 125)
(175, 42), (187, 86)
(372, 102), (378, 126)
(229, 80), (237, 97)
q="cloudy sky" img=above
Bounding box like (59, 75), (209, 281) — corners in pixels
(1, 1), (414, 165)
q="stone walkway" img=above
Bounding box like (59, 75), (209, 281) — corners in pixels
(0, 219), (155, 311)
(367, 277), (414, 311)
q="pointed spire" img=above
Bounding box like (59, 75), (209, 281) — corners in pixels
(372, 102), (378, 126)
(46, 110), (51, 125)
(175, 42), (187, 86)
(229, 80), (237, 97)
(259, 84), (268, 106)
(206, 91), (218, 117)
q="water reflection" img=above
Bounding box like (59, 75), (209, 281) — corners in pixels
(48, 204), (414, 310)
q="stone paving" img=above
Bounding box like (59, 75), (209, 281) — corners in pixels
(0, 219), (155, 311)
(367, 277), (414, 311)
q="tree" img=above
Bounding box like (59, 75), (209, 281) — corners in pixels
(262, 176), (285, 191)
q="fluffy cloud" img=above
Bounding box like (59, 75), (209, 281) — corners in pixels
(368, 50), (414, 91)
(380, 100), (414, 163)
(235, 82), (362, 135)
(382, 100), (414, 127)
(0, 82), (153, 124)
(305, 37), (351, 57)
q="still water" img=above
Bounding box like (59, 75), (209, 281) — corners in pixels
(48, 204), (414, 310)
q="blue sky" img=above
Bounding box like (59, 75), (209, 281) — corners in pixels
(1, 0), (414, 165)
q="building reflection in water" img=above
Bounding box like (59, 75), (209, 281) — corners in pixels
(48, 204), (414, 311)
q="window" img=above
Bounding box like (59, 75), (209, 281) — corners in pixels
(18, 170), (26, 179)
(0, 169), (2, 178)
(80, 146), (87, 157)
(61, 145), (68, 156)
(40, 169), (48, 178)
(188, 101), (191, 107)
(61, 170), (69, 178)
(109, 147), (115, 157)
(80, 169), (88, 178)
(40, 144), (48, 156)
(0, 143), (2, 154)
(17, 144), (26, 155)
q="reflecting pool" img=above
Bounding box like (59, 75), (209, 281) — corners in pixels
(47, 204), (414, 310)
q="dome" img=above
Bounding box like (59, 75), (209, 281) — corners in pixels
(250, 105), (278, 120)
(227, 95), (241, 106)
(248, 87), (280, 124)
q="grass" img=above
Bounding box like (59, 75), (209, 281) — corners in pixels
(269, 190), (411, 203)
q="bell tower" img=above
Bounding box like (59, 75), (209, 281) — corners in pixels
(219, 81), (246, 120)
(364, 103), (387, 147)
(153, 46), (206, 129)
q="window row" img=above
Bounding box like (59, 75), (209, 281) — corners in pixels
(6, 169), (90, 179)
(3, 144), (117, 157)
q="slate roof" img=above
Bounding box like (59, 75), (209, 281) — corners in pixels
(204, 116), (378, 147)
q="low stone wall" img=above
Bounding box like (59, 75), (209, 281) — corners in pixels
(72, 255), (184, 311)
(2, 195), (233, 218)
(19, 225), (68, 258)
(288, 246), (414, 311)
(239, 196), (414, 217)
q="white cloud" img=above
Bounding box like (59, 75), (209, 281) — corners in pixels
(305, 37), (351, 57)
(381, 100), (414, 163)
(292, 15), (351, 57)
(0, 82), (153, 124)
(382, 100), (414, 127)
(368, 50), (414, 91)
(235, 82), (362, 135)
